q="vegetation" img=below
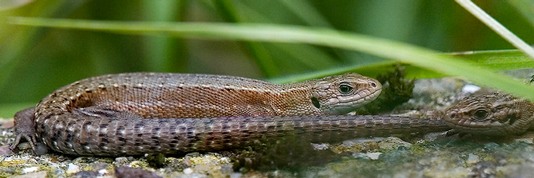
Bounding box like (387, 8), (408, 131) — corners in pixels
(1, 0), (534, 117)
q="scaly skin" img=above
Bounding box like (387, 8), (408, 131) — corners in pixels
(444, 90), (534, 136)
(12, 72), (531, 156)
(11, 72), (390, 156)
(11, 72), (533, 156)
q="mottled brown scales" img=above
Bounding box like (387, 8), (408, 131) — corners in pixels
(54, 73), (380, 118)
(14, 72), (534, 156)
(444, 90), (534, 135)
(12, 72), (394, 156)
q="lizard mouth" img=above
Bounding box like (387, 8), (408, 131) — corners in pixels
(355, 87), (382, 105)
(327, 86), (382, 114)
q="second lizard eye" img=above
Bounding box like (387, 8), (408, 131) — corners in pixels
(338, 82), (353, 94)
(473, 109), (488, 120)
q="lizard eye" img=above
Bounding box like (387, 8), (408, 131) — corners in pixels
(473, 109), (488, 120)
(338, 82), (353, 94)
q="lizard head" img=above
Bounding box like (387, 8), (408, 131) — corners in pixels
(444, 90), (534, 136)
(310, 73), (382, 114)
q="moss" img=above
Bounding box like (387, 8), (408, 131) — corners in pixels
(357, 65), (415, 114)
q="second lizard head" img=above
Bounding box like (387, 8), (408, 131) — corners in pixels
(444, 90), (534, 136)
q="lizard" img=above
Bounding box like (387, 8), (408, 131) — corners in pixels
(12, 72), (439, 156)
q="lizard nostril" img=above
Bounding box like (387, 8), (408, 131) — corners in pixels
(370, 82), (377, 88)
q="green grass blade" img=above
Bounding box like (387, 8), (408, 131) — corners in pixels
(142, 0), (186, 72)
(452, 50), (534, 70)
(279, 0), (332, 27)
(213, 0), (279, 77)
(272, 50), (534, 82)
(8, 17), (534, 101)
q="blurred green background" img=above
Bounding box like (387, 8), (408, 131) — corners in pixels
(0, 0), (533, 117)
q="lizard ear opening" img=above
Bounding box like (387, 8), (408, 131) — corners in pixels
(311, 97), (321, 109)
